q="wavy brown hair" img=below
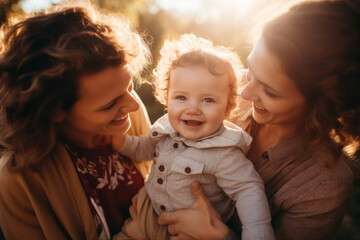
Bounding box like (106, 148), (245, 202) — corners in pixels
(153, 33), (244, 116)
(0, 1), (150, 171)
(262, 0), (360, 160)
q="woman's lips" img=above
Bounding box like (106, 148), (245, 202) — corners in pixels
(253, 103), (267, 113)
(109, 114), (128, 125)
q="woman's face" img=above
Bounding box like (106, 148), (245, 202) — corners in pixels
(60, 64), (139, 147)
(241, 38), (307, 128)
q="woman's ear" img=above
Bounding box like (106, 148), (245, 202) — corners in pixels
(54, 111), (66, 123)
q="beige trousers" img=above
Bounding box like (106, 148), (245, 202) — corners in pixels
(113, 187), (168, 240)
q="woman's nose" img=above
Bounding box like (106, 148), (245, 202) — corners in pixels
(123, 91), (140, 113)
(241, 81), (256, 102)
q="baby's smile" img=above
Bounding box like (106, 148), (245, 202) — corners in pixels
(184, 120), (202, 126)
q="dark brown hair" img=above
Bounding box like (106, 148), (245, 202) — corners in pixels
(262, 0), (360, 159)
(0, 1), (150, 171)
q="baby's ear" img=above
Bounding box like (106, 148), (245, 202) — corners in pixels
(54, 111), (66, 123)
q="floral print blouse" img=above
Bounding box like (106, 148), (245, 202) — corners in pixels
(65, 143), (144, 239)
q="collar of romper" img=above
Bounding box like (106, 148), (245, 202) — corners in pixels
(150, 114), (252, 151)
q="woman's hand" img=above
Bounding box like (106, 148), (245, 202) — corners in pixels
(158, 181), (229, 240)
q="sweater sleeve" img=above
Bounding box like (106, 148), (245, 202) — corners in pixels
(126, 91), (153, 178)
(0, 145), (100, 240)
(0, 165), (47, 239)
(214, 148), (275, 240)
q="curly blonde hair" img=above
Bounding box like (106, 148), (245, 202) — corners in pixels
(153, 33), (244, 116)
(0, 0), (150, 171)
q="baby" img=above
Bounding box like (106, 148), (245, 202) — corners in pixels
(113, 34), (275, 240)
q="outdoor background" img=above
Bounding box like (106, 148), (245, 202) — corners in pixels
(1, 0), (359, 239)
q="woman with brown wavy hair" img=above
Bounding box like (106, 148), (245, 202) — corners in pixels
(157, 1), (360, 239)
(0, 1), (151, 239)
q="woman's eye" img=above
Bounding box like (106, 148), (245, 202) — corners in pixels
(203, 98), (214, 103)
(102, 102), (116, 110)
(176, 96), (186, 101)
(101, 96), (120, 111)
(264, 89), (277, 98)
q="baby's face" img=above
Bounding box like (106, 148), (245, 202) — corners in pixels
(167, 65), (230, 141)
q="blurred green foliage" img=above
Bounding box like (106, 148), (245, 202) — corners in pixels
(1, 1), (359, 239)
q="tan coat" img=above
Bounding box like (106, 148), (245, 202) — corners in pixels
(0, 99), (152, 240)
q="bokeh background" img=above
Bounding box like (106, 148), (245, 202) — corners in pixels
(1, 0), (359, 239)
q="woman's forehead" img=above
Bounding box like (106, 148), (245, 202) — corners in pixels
(248, 39), (300, 95)
(78, 65), (132, 97)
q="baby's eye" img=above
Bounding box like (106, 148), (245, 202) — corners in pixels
(176, 96), (186, 101)
(203, 98), (214, 103)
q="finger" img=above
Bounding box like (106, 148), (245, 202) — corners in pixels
(190, 181), (221, 218)
(169, 233), (195, 240)
(190, 181), (207, 202)
(167, 223), (177, 235)
(158, 211), (180, 225)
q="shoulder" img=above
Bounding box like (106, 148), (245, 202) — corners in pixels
(315, 151), (353, 194)
(0, 153), (42, 208)
(150, 114), (173, 135)
(0, 163), (23, 192)
(310, 144), (353, 185)
(222, 121), (252, 150)
(0, 143), (75, 192)
(264, 140), (354, 238)
(285, 148), (353, 207)
(0, 151), (37, 187)
(278, 152), (353, 236)
(267, 139), (353, 208)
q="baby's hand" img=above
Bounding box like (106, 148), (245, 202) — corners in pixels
(111, 134), (127, 150)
